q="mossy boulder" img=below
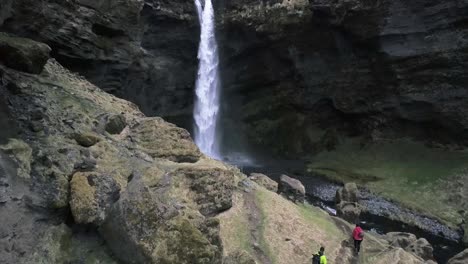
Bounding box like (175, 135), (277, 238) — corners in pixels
(74, 132), (101, 147)
(105, 114), (127, 134)
(0, 33), (51, 74)
(130, 117), (202, 163)
(70, 172), (120, 225)
(100, 172), (224, 264)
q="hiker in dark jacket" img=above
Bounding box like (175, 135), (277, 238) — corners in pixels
(352, 224), (364, 254)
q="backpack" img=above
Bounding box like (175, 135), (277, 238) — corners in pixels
(312, 254), (321, 264)
(358, 230), (365, 238)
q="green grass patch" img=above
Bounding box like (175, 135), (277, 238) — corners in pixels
(308, 138), (468, 227)
(297, 203), (344, 239)
(254, 189), (278, 264)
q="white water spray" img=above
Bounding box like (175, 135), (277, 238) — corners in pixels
(193, 0), (221, 159)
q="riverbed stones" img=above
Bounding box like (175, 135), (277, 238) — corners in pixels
(249, 173), (278, 192)
(0, 33), (51, 74)
(447, 248), (468, 264)
(277, 174), (305, 203)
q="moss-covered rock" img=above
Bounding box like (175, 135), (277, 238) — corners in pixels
(173, 166), (235, 216)
(130, 117), (202, 163)
(74, 132), (101, 147)
(105, 114), (127, 134)
(0, 33), (50, 74)
(70, 172), (120, 225)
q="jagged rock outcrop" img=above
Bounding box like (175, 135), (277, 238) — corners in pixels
(0, 59), (236, 263)
(386, 232), (434, 261)
(335, 183), (362, 224)
(0, 0), (200, 128)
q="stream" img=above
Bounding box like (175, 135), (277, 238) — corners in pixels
(233, 160), (465, 264)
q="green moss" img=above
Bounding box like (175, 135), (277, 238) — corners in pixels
(308, 138), (468, 227)
(155, 216), (219, 264)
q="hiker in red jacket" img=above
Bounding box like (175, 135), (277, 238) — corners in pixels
(352, 223), (364, 254)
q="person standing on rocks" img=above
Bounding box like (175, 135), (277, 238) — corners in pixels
(352, 223), (364, 254)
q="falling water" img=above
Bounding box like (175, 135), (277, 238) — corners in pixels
(193, 0), (221, 159)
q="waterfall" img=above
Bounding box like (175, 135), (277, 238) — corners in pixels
(193, 0), (221, 159)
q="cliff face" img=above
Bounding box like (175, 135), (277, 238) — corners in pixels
(2, 0), (467, 158)
(0, 0), (199, 129)
(217, 0), (468, 157)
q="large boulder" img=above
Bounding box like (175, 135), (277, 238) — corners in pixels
(406, 238), (434, 261)
(336, 202), (362, 224)
(335, 182), (359, 204)
(386, 232), (418, 248)
(277, 174), (305, 203)
(386, 232), (434, 261)
(0, 33), (50, 74)
(100, 171), (223, 264)
(448, 249), (468, 264)
(249, 173), (278, 192)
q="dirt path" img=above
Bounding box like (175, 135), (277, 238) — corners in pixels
(243, 191), (273, 264)
(331, 217), (361, 264)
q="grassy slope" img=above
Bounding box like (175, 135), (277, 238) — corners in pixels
(218, 185), (427, 264)
(308, 138), (468, 227)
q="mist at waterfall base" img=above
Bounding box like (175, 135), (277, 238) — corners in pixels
(193, 0), (255, 166)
